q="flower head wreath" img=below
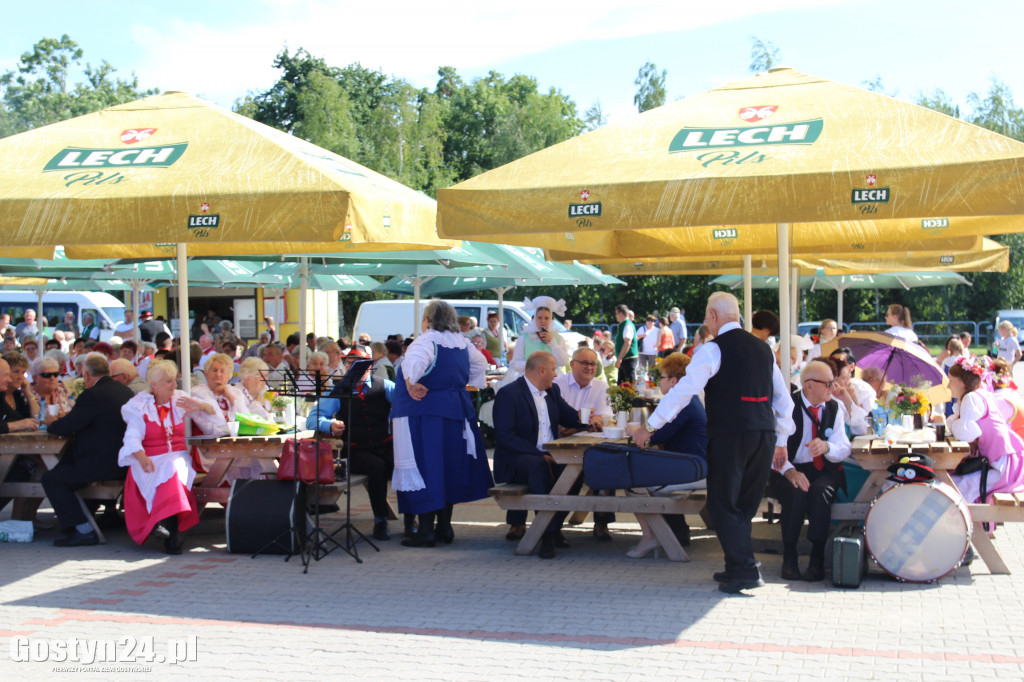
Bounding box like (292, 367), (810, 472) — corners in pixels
(954, 355), (993, 391)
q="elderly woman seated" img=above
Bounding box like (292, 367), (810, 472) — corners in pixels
(626, 352), (708, 559)
(189, 353), (244, 436)
(297, 351), (330, 395)
(236, 357), (272, 419)
(119, 360), (211, 555)
(31, 356), (73, 416)
(2, 351), (40, 422)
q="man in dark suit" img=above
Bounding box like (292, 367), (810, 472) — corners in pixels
(42, 353), (135, 546)
(772, 360), (851, 582)
(493, 351), (586, 558)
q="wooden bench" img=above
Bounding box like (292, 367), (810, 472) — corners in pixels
(3, 479), (124, 544)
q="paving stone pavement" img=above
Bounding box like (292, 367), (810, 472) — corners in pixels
(3, 484), (1024, 681)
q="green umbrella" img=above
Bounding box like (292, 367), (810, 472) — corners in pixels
(711, 270), (970, 327)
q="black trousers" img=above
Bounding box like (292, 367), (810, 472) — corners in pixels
(347, 445), (394, 521)
(41, 457), (124, 530)
(706, 430), (775, 580)
(774, 462), (842, 545)
(505, 454), (583, 533)
(617, 356), (637, 385)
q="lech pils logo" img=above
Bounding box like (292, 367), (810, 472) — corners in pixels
(940, 255), (955, 264)
(922, 218), (950, 230)
(851, 187), (891, 204)
(713, 227), (738, 246)
(188, 202), (219, 236)
(44, 143), (188, 171)
(669, 119), (823, 152)
(569, 188), (601, 218)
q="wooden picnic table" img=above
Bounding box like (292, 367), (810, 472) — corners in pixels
(833, 434), (1024, 575)
(490, 434), (705, 561)
(0, 430), (122, 542)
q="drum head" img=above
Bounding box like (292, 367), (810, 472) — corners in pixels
(865, 482), (971, 583)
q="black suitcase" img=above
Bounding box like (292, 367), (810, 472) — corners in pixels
(583, 443), (707, 490)
(832, 527), (868, 588)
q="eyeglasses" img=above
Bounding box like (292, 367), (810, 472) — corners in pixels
(110, 373), (126, 381)
(572, 361), (598, 367)
(805, 378), (835, 388)
(37, 372), (60, 379)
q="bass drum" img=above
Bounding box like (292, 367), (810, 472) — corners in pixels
(865, 481), (971, 583)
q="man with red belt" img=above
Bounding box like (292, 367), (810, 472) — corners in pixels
(772, 360), (851, 582)
(633, 292), (795, 593)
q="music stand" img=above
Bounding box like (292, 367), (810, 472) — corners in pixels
(326, 358), (379, 562)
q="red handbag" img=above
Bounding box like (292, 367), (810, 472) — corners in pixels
(277, 439), (334, 484)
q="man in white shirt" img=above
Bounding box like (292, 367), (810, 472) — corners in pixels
(669, 307), (687, 351)
(113, 309), (136, 340)
(772, 360), (851, 582)
(553, 346), (615, 539)
(553, 347), (613, 430)
(636, 315), (660, 370)
(632, 292), (795, 593)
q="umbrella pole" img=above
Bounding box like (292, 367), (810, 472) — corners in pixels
(743, 255), (752, 331)
(412, 277), (422, 336)
(36, 289), (45, 346)
(777, 224), (792, 381)
(495, 286), (510, 365)
(837, 287), (844, 330)
(131, 282), (141, 343)
(176, 244), (192, 443)
(791, 266), (799, 336)
(299, 256), (308, 368)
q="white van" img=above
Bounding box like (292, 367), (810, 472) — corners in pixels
(0, 290), (126, 342)
(354, 299), (587, 349)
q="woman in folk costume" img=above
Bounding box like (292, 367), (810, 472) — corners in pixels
(947, 357), (1024, 504)
(989, 358), (1024, 442)
(118, 360), (212, 554)
(391, 300), (493, 547)
(508, 296), (571, 379)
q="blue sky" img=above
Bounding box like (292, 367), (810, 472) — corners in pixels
(3, 0), (1021, 125)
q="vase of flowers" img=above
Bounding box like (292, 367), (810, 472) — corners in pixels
(607, 382), (638, 426)
(888, 383), (931, 429)
(270, 394), (293, 425)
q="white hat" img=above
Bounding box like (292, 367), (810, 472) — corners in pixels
(522, 296), (566, 318)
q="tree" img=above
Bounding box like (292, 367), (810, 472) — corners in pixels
(1, 35), (156, 137)
(583, 100), (607, 130)
(633, 62), (666, 113)
(749, 37), (780, 74)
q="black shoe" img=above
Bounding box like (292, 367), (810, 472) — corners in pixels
(372, 521), (391, 541)
(553, 532), (570, 548)
(593, 523), (612, 542)
(54, 529), (99, 547)
(718, 575), (765, 594)
(713, 570), (733, 584)
(505, 524), (526, 541)
(803, 559), (826, 582)
(402, 531), (436, 548)
(435, 524), (454, 545)
(538, 537), (555, 559)
(404, 516), (418, 538)
(781, 558), (803, 581)
(164, 537), (183, 555)
(962, 544), (975, 567)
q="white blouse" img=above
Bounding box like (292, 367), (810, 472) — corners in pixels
(401, 329), (487, 389)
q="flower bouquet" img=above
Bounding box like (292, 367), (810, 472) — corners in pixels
(888, 383), (932, 427)
(607, 381), (638, 414)
(68, 377), (86, 400)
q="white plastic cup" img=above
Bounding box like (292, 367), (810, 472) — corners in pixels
(227, 421), (240, 437)
(580, 407), (592, 423)
(47, 404), (59, 417)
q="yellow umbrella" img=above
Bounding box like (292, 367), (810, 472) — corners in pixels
(437, 68), (1024, 378)
(592, 237), (1009, 275)
(519, 216), (1024, 260)
(438, 69), (1024, 235)
(0, 91), (449, 251)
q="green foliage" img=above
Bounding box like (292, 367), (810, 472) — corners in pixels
(583, 100), (607, 131)
(633, 62), (666, 113)
(0, 35), (157, 137)
(749, 37), (781, 74)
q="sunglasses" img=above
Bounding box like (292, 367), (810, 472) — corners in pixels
(805, 378), (835, 388)
(38, 372), (60, 379)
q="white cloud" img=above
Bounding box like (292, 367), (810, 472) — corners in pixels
(128, 0), (851, 106)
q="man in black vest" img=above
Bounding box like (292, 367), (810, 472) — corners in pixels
(772, 359), (851, 581)
(42, 353), (135, 546)
(633, 292), (795, 593)
(306, 347), (400, 541)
